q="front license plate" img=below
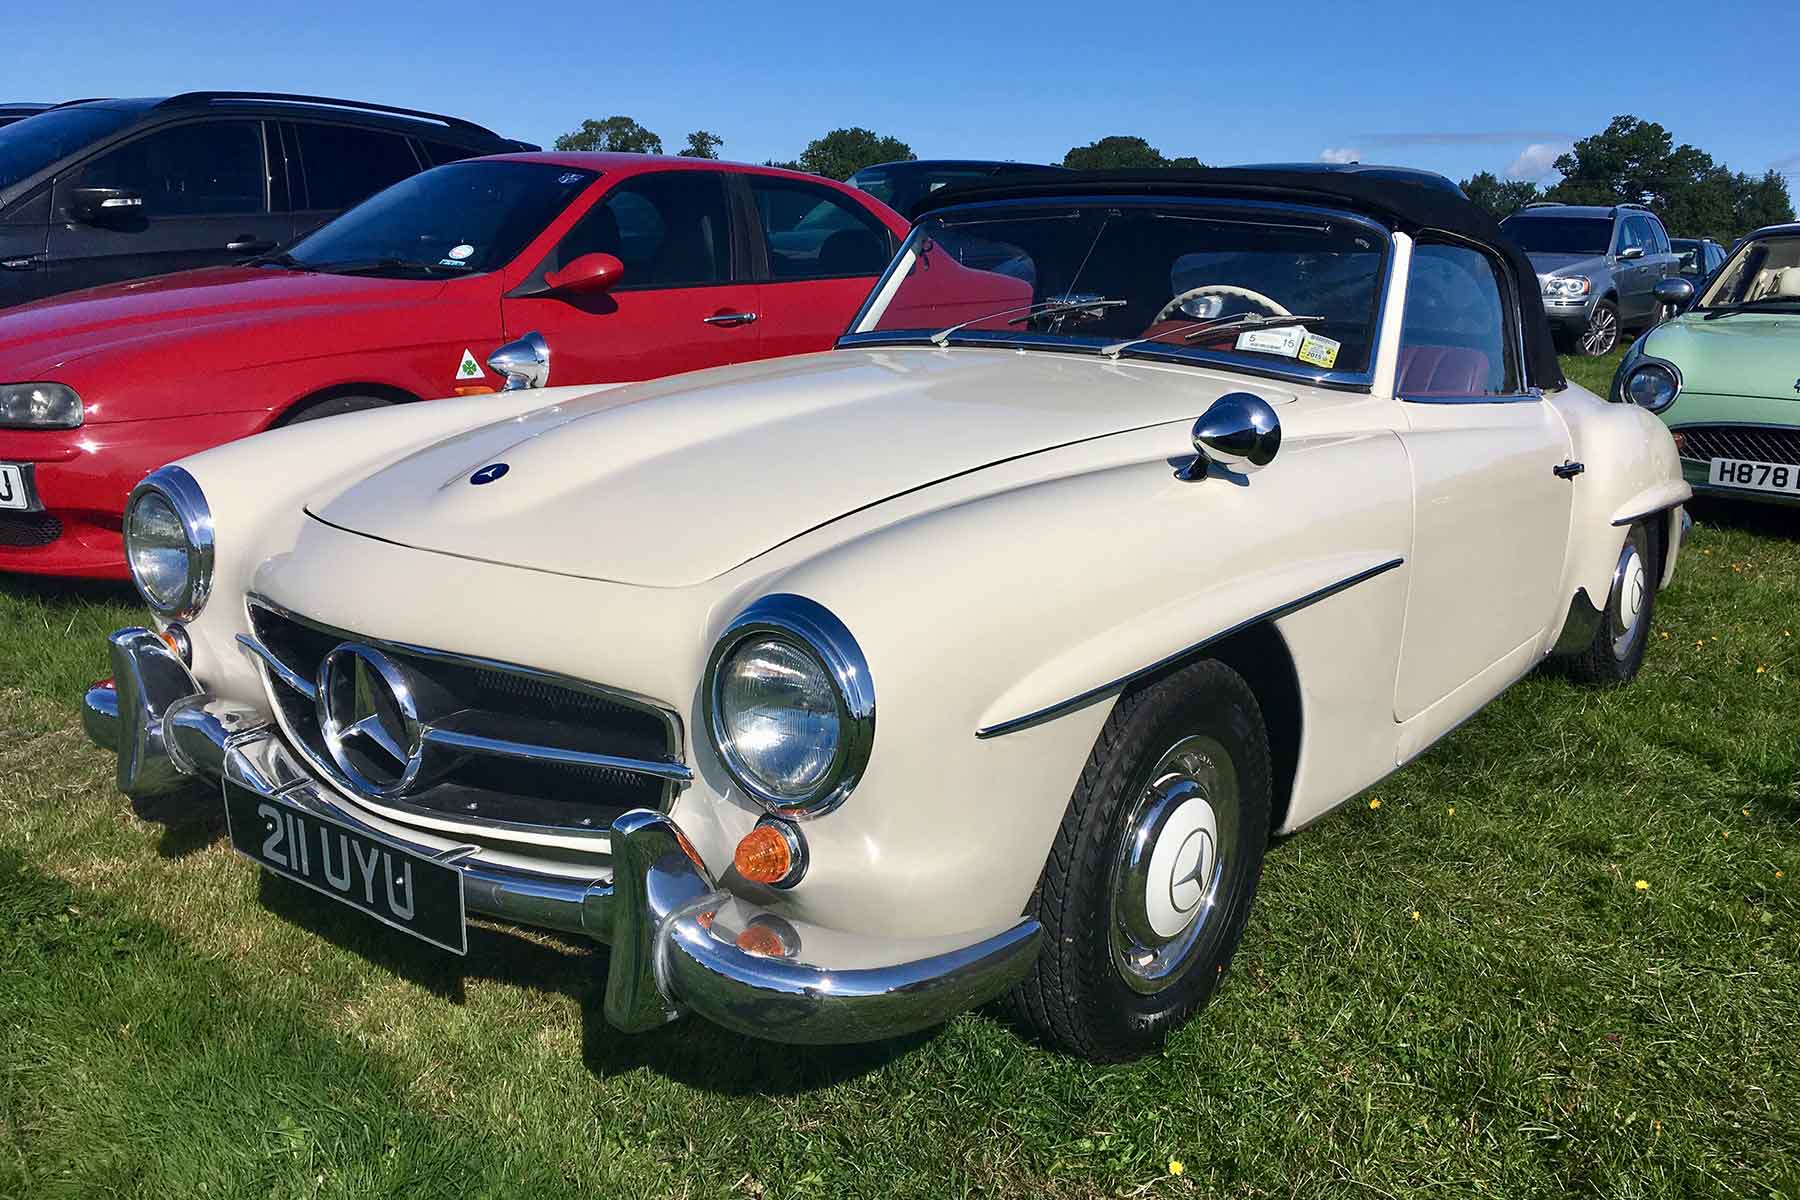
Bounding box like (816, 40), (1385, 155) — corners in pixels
(0, 463), (32, 511)
(1708, 457), (1800, 496)
(224, 782), (468, 954)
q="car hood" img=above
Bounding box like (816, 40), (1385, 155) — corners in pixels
(1648, 313), (1800, 402)
(0, 266), (443, 379)
(1527, 252), (1607, 279)
(312, 347), (1241, 588)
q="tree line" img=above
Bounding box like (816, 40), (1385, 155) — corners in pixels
(554, 113), (1792, 242)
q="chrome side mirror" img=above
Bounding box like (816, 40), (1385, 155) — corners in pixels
(487, 331), (550, 391)
(1177, 392), (1281, 480)
(1653, 276), (1695, 312)
(1618, 245), (1645, 261)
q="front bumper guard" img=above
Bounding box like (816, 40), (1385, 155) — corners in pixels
(84, 628), (1041, 1045)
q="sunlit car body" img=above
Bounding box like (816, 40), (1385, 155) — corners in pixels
(0, 152), (905, 576)
(1615, 224), (1800, 505)
(81, 168), (1688, 1061)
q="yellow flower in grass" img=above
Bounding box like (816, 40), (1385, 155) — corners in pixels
(1168, 1160), (1184, 1176)
(1369, 798), (1381, 810)
(1447, 806), (1456, 816)
(1778, 870), (1786, 880)
(1634, 879), (1650, 892)
(1757, 665), (1768, 675)
(1410, 910), (1421, 922)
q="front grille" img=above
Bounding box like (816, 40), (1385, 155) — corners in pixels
(1676, 424), (1800, 466)
(245, 599), (685, 839)
(0, 512), (61, 548)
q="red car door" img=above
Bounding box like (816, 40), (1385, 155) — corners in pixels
(740, 173), (900, 359)
(501, 168), (761, 384)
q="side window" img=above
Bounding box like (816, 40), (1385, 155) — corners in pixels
(1645, 218), (1670, 255)
(1398, 241), (1520, 398)
(553, 172), (731, 288)
(74, 120), (266, 216)
(419, 139), (478, 167)
(749, 178), (893, 280)
(293, 123), (421, 211)
(1616, 216), (1647, 255)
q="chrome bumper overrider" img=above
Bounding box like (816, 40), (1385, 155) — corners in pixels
(83, 628), (1041, 1044)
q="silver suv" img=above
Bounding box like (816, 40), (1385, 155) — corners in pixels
(1499, 202), (1681, 356)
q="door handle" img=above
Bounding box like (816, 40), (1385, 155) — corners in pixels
(702, 311), (757, 327)
(1553, 460), (1585, 479)
(227, 237), (277, 254)
(0, 254), (44, 272)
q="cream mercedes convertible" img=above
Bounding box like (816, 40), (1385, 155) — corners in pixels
(84, 167), (1689, 1062)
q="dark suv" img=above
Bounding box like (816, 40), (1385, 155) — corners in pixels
(0, 92), (533, 309)
(1498, 202), (1682, 356)
(0, 103), (53, 129)
(848, 159), (1067, 218)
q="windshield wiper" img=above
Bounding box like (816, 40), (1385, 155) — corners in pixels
(1100, 312), (1325, 359)
(927, 296), (1126, 347)
(312, 257), (452, 278)
(249, 251), (306, 269)
(1702, 299), (1800, 320)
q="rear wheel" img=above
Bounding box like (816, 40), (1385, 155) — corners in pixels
(1560, 520), (1655, 686)
(278, 393), (393, 426)
(1011, 659), (1271, 1062)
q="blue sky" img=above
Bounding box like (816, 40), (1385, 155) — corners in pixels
(6, 0), (1795, 186)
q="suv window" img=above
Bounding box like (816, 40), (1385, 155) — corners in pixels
(293, 123), (421, 211)
(73, 120), (266, 216)
(1616, 216), (1649, 256)
(554, 171), (731, 288)
(1640, 215), (1670, 255)
(419, 139), (481, 167)
(1498, 214), (1612, 256)
(0, 106), (138, 191)
(1398, 241), (1519, 397)
(750, 177), (891, 280)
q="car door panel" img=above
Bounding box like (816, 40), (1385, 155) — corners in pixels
(742, 175), (897, 358)
(502, 169), (761, 384)
(44, 119), (288, 295)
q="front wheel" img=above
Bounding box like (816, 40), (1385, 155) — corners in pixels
(1559, 521), (1656, 686)
(1578, 300), (1620, 356)
(1011, 659), (1271, 1062)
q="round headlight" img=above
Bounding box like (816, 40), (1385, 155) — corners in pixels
(705, 595), (875, 817)
(124, 466), (214, 618)
(1624, 362), (1680, 413)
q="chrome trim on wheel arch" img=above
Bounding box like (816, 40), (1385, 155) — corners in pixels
(976, 557), (1404, 739)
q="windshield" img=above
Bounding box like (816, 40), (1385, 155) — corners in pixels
(1698, 234), (1800, 310)
(285, 161), (596, 277)
(1499, 215), (1612, 257)
(850, 164), (999, 217)
(0, 106), (137, 192)
(855, 200), (1388, 375)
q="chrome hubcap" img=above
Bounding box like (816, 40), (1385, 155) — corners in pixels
(1610, 535), (1649, 658)
(1583, 308), (1617, 355)
(1107, 734), (1240, 994)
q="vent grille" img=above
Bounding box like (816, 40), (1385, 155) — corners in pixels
(1676, 424), (1800, 467)
(0, 512), (61, 548)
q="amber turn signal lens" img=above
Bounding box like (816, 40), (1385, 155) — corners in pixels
(733, 824), (795, 886)
(735, 921), (791, 958)
(452, 385), (495, 396)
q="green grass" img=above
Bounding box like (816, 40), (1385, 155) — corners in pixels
(3, 353), (1797, 1198)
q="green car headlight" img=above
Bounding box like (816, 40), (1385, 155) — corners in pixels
(1624, 362), (1681, 414)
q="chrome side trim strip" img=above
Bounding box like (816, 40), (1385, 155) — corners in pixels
(235, 633), (318, 700)
(421, 726), (694, 785)
(975, 557), (1405, 739)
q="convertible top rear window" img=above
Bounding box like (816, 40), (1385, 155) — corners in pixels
(856, 200), (1388, 377)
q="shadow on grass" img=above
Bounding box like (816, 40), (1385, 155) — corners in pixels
(253, 868), (940, 1094)
(130, 782), (228, 858)
(1689, 496), (1800, 541)
(0, 570), (137, 607)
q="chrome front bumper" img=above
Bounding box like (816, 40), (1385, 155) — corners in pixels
(84, 627), (1041, 1045)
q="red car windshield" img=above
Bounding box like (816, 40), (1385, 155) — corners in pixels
(283, 161), (596, 278)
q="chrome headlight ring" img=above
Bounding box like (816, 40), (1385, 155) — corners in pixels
(124, 465), (215, 619)
(703, 594), (875, 819)
(1611, 336), (1683, 414)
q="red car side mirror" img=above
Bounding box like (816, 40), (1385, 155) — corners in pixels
(543, 252), (624, 298)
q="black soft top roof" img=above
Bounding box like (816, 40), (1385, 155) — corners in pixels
(916, 167), (1566, 391)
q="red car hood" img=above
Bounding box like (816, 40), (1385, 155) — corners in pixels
(0, 266), (447, 378)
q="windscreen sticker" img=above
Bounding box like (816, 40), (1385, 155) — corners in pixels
(1235, 326), (1305, 358)
(456, 349), (484, 381)
(447, 244), (475, 261)
(437, 257), (473, 268)
(1297, 333), (1341, 369)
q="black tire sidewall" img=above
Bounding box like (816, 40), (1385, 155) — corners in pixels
(280, 394), (392, 426)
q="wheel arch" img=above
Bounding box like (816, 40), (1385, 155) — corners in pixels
(274, 381), (423, 427)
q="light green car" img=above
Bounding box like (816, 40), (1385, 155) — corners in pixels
(1612, 222), (1800, 504)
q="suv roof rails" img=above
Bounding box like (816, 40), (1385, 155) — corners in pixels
(153, 92), (502, 140)
(1521, 201), (1562, 209)
(1615, 202), (1654, 213)
(45, 98), (115, 110)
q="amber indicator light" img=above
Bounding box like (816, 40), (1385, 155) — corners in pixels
(733, 825), (795, 886)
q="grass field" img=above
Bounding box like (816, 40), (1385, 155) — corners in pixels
(2, 351), (1796, 1198)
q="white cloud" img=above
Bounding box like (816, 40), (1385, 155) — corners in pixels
(1507, 143), (1568, 181)
(1318, 147), (1362, 164)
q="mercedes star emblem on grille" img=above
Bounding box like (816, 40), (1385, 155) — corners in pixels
(469, 462), (509, 486)
(317, 643), (423, 796)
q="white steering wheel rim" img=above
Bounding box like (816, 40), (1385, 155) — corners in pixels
(1155, 285), (1291, 324)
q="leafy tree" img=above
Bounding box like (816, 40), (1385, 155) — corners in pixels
(679, 130), (723, 159)
(1062, 135), (1201, 170)
(553, 116), (663, 155)
(1543, 114), (1792, 241)
(794, 128), (913, 180)
(1460, 171), (1542, 220)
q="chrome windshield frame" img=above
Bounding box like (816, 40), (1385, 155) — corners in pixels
(839, 195), (1397, 393)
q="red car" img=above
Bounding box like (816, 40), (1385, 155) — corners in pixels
(0, 152), (907, 577)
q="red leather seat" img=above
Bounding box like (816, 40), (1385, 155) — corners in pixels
(1398, 345), (1491, 395)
